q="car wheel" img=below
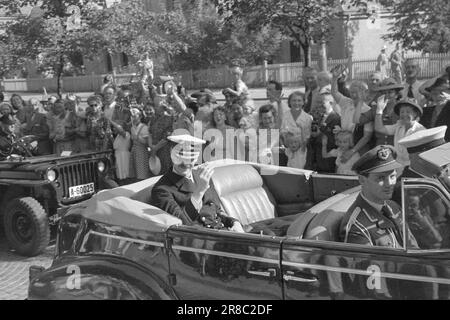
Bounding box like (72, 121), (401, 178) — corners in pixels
(3, 197), (50, 257)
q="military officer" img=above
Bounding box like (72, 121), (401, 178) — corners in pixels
(151, 134), (245, 232)
(340, 145), (417, 248)
(0, 114), (17, 160)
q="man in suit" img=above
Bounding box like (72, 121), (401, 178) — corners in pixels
(151, 134), (245, 232)
(23, 98), (52, 155)
(303, 67), (321, 114)
(420, 77), (450, 141)
(402, 59), (425, 107)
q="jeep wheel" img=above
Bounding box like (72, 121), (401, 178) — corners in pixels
(3, 197), (50, 257)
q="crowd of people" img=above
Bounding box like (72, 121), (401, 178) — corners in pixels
(0, 57), (449, 184)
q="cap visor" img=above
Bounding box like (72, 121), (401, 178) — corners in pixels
(365, 161), (404, 174)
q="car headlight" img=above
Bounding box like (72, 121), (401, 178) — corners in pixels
(97, 161), (106, 173)
(47, 169), (57, 182)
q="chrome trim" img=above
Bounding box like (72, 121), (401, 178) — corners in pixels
(81, 231), (165, 250)
(282, 260), (450, 285)
(171, 245), (280, 265)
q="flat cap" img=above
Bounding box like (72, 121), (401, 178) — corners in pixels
(352, 145), (403, 175)
(398, 126), (447, 154)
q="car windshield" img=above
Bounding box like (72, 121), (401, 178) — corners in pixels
(439, 170), (450, 193)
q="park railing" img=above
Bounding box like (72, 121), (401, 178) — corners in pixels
(2, 53), (450, 93)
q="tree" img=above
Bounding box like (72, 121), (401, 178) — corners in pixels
(0, 0), (107, 96)
(215, 0), (342, 68)
(351, 0), (450, 53)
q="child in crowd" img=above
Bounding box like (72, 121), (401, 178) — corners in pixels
(237, 116), (258, 162)
(224, 66), (255, 115)
(284, 128), (307, 169)
(322, 130), (360, 175)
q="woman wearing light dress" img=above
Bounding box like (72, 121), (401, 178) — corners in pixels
(331, 67), (374, 163)
(129, 108), (150, 181)
(110, 120), (131, 181)
(280, 91), (313, 169)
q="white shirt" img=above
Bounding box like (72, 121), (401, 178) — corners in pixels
(384, 120), (425, 166)
(328, 149), (359, 175)
(103, 101), (116, 121)
(281, 110), (313, 144)
(335, 92), (372, 133)
(402, 80), (425, 107)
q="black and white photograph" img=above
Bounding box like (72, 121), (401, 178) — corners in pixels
(0, 0), (449, 303)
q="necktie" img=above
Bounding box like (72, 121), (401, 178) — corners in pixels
(382, 205), (403, 247)
(407, 85), (414, 99)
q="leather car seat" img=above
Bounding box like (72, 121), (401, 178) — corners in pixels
(211, 164), (277, 225)
(303, 209), (346, 241)
(285, 210), (318, 238)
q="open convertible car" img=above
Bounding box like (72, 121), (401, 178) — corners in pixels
(28, 144), (450, 300)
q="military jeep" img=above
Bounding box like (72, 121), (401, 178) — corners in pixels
(0, 136), (117, 256)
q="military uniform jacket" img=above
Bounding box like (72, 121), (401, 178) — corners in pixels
(340, 194), (417, 248)
(151, 170), (237, 229)
(0, 129), (14, 160)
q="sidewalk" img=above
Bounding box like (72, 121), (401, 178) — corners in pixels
(4, 86), (305, 104)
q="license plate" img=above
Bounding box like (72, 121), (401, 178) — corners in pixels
(69, 183), (95, 198)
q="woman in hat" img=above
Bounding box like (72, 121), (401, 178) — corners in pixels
(375, 98), (425, 168)
(361, 78), (404, 146)
(129, 107), (150, 181)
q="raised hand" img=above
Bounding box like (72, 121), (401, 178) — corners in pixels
(376, 94), (388, 113)
(193, 163), (214, 195)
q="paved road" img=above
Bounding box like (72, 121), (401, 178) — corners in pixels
(0, 233), (54, 300)
(4, 87), (304, 104)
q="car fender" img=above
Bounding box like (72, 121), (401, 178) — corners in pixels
(29, 255), (178, 300)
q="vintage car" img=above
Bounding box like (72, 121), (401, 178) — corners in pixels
(28, 143), (450, 300)
(1, 135), (117, 256)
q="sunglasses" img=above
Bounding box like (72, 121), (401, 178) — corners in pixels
(89, 104), (98, 107)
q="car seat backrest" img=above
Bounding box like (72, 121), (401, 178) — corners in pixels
(211, 164), (277, 225)
(303, 209), (346, 242)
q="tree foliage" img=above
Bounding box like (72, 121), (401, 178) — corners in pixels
(215, 0), (342, 67)
(352, 0), (450, 53)
(0, 0), (108, 94)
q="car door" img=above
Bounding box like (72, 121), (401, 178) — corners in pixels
(281, 179), (450, 300)
(281, 239), (416, 300)
(400, 179), (450, 299)
(166, 226), (284, 300)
